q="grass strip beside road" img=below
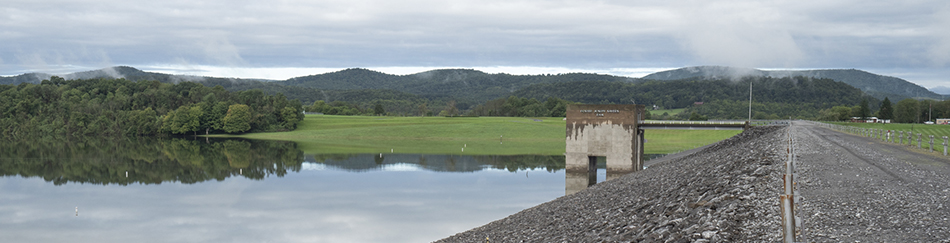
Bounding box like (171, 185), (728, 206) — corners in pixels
(220, 115), (741, 155)
(828, 122), (950, 138)
(827, 122), (950, 151)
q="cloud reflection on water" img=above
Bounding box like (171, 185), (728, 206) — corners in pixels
(0, 156), (564, 243)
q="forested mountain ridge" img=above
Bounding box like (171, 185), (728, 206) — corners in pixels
(0, 66), (257, 85)
(5, 66), (937, 103)
(515, 77), (867, 107)
(512, 76), (873, 119)
(279, 68), (638, 103)
(5, 66), (936, 104)
(2, 66), (637, 104)
(3, 66), (941, 120)
(642, 66), (940, 100)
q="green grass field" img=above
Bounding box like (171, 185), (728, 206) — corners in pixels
(219, 115), (741, 155)
(827, 122), (950, 151)
(649, 108), (685, 116)
(828, 122), (950, 137)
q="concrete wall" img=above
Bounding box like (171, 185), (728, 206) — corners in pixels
(565, 104), (645, 175)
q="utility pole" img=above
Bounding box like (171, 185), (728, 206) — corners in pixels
(748, 81), (753, 123)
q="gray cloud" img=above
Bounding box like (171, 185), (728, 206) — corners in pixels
(930, 5), (950, 66)
(674, 0), (805, 68)
(0, 0), (947, 85)
(196, 36), (246, 66)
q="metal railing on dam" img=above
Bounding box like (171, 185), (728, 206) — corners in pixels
(639, 120), (747, 130)
(638, 120), (789, 130)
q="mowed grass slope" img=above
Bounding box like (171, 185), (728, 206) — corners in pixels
(829, 122), (950, 151)
(829, 122), (950, 138)
(226, 115), (741, 155)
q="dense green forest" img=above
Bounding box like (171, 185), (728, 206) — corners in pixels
(0, 77), (304, 137)
(890, 98), (950, 123)
(467, 96), (575, 117)
(1, 67), (636, 115)
(812, 96), (950, 123)
(281, 68), (637, 103)
(0, 137), (304, 185)
(4, 66), (945, 123)
(510, 76), (874, 120)
(199, 78), (462, 116)
(642, 66), (941, 101)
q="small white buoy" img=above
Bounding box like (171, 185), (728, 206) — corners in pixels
(380, 153), (383, 158)
(75, 207), (78, 216)
(240, 169), (242, 175)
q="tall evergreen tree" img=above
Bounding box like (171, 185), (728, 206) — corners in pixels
(879, 97), (893, 121)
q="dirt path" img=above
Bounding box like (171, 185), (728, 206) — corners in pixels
(793, 121), (950, 242)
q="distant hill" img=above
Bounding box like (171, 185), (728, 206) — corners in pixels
(2, 66), (639, 105)
(642, 66), (940, 100)
(279, 68), (637, 103)
(513, 76), (869, 110)
(0, 73), (47, 85)
(4, 65), (941, 113)
(0, 66), (276, 85)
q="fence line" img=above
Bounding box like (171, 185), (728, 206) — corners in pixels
(816, 122), (950, 156)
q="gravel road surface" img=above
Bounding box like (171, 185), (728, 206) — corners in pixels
(794, 121), (950, 242)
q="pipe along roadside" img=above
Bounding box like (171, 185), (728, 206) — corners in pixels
(781, 124), (802, 243)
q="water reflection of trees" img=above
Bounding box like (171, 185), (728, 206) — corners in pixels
(0, 137), (303, 185)
(307, 154), (565, 172)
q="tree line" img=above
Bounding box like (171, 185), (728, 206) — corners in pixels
(0, 136), (304, 185)
(467, 96), (574, 117)
(0, 77), (304, 137)
(295, 76), (883, 120)
(512, 76), (873, 120)
(814, 96), (950, 124)
(106, 69), (883, 120)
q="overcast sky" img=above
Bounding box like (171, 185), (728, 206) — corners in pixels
(2, 0), (948, 87)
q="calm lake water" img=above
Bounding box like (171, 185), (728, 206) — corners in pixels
(0, 138), (576, 243)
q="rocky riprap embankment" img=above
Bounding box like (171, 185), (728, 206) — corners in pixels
(437, 126), (787, 242)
